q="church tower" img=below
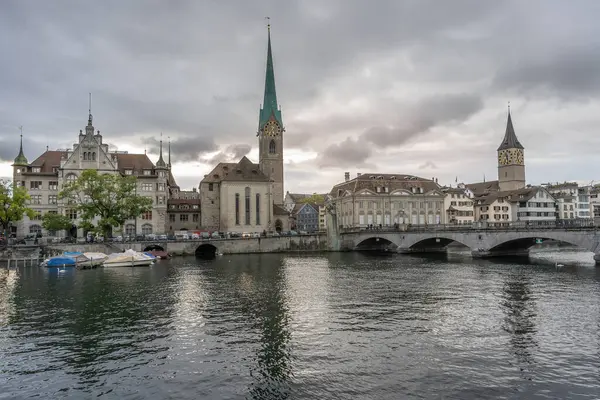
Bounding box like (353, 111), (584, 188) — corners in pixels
(497, 107), (525, 191)
(258, 22), (284, 205)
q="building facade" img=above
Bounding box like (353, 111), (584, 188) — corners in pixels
(167, 189), (200, 233)
(12, 113), (171, 238)
(328, 172), (446, 229)
(443, 186), (474, 224)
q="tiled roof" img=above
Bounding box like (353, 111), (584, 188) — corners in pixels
(474, 186), (552, 206)
(329, 173), (441, 197)
(273, 203), (289, 216)
(28, 151), (65, 174)
(466, 180), (500, 195)
(115, 153), (155, 174)
(202, 156), (270, 183)
(168, 169), (179, 188)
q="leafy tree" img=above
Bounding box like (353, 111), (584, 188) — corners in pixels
(299, 194), (325, 205)
(0, 179), (35, 238)
(41, 212), (73, 236)
(58, 170), (153, 238)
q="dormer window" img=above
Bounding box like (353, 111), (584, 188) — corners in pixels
(143, 170), (151, 176)
(125, 169), (133, 175)
(390, 176), (396, 179)
(32, 167), (41, 173)
(369, 175), (375, 179)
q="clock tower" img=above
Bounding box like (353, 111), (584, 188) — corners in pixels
(497, 107), (525, 191)
(258, 22), (284, 205)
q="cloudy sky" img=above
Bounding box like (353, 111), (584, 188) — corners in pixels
(1, 0), (599, 192)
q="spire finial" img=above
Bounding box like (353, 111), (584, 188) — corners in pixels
(265, 16), (270, 32)
(14, 126), (28, 165)
(168, 136), (171, 168)
(508, 101), (510, 114)
(156, 132), (166, 168)
(87, 93), (93, 125)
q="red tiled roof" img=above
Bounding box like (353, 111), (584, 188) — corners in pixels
(28, 151), (65, 174)
(115, 153), (155, 173)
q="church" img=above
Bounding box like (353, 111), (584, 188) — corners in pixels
(199, 24), (289, 233)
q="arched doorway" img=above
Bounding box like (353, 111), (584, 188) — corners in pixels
(195, 243), (217, 259)
(275, 219), (283, 232)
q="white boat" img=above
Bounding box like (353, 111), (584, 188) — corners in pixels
(81, 252), (108, 267)
(103, 249), (154, 267)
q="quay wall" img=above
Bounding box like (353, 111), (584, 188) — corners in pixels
(45, 234), (329, 256)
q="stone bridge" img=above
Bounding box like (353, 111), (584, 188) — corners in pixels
(339, 227), (600, 260)
(45, 234), (328, 258)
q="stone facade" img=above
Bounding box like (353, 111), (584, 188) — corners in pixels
(443, 186), (474, 224)
(12, 113), (173, 238)
(328, 172), (446, 228)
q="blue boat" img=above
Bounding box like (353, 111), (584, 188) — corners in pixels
(46, 257), (77, 268)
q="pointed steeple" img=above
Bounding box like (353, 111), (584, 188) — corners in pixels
(85, 93), (94, 136)
(168, 137), (171, 168)
(258, 20), (283, 130)
(497, 105), (524, 151)
(13, 127), (28, 166)
(156, 133), (167, 168)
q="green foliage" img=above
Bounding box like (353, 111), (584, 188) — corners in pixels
(41, 212), (72, 233)
(58, 170), (153, 237)
(0, 179), (35, 236)
(298, 194), (325, 205)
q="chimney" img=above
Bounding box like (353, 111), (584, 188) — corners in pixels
(344, 172), (350, 182)
(357, 172), (362, 177)
(192, 187), (197, 192)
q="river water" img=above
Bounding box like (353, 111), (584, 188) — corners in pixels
(1, 251), (599, 399)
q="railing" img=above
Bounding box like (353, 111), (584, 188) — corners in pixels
(340, 220), (597, 234)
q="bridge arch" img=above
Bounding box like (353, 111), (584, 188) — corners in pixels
(195, 243), (218, 259)
(408, 236), (471, 251)
(355, 236), (398, 252)
(489, 235), (581, 253)
(143, 244), (165, 252)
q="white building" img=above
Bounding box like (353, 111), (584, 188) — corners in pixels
(328, 172), (446, 229)
(442, 186), (474, 225)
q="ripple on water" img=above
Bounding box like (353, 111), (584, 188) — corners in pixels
(0, 253), (599, 399)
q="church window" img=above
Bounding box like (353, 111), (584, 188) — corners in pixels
(256, 193), (261, 225)
(235, 193), (240, 225)
(92, 152), (96, 161)
(269, 140), (276, 154)
(245, 187), (251, 225)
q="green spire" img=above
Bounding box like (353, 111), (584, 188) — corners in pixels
(13, 131), (28, 166)
(258, 23), (282, 130)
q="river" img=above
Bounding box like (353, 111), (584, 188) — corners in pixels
(1, 251), (599, 399)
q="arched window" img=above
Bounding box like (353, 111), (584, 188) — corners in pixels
(245, 187), (251, 225)
(92, 152), (96, 161)
(256, 193), (261, 225)
(141, 224), (153, 235)
(65, 173), (77, 183)
(235, 193), (240, 225)
(125, 224), (136, 235)
(83, 152), (88, 160)
(269, 140), (276, 154)
(29, 225), (42, 235)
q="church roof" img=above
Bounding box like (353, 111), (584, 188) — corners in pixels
(258, 24), (283, 130)
(202, 156), (270, 183)
(273, 203), (289, 216)
(497, 111), (524, 151)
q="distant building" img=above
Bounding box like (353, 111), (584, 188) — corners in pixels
(167, 189), (200, 233)
(327, 172), (445, 228)
(285, 191), (328, 231)
(292, 203), (319, 233)
(442, 186), (474, 225)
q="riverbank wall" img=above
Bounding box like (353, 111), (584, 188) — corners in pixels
(44, 234), (329, 257)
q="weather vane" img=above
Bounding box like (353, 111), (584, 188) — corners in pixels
(265, 16), (270, 29)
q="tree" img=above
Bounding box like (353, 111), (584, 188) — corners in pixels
(59, 170), (153, 238)
(0, 179), (35, 238)
(41, 212), (73, 237)
(299, 193), (325, 205)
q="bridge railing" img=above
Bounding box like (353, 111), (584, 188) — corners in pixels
(339, 220), (597, 234)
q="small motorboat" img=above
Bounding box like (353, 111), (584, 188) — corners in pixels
(103, 249), (154, 267)
(82, 252), (108, 267)
(45, 256), (77, 268)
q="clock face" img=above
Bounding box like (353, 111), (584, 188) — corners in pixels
(515, 149), (524, 164)
(263, 120), (281, 137)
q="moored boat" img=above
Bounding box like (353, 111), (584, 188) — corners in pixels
(44, 256), (77, 268)
(103, 249), (154, 267)
(148, 250), (170, 259)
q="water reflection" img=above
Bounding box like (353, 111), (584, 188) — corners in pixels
(500, 267), (538, 378)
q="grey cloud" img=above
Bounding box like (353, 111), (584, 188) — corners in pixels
(0, 136), (51, 164)
(143, 135), (218, 163)
(317, 138), (373, 168)
(418, 161), (438, 170)
(206, 144), (252, 165)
